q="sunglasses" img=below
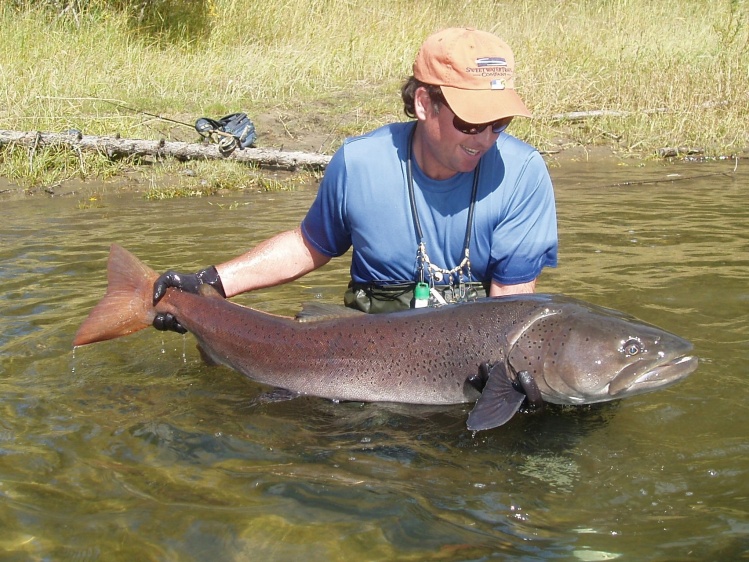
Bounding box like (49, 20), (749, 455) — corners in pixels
(438, 94), (512, 135)
(451, 114), (512, 135)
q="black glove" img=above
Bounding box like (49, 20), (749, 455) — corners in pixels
(153, 311), (187, 334)
(152, 266), (226, 333)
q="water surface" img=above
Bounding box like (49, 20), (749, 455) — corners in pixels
(0, 158), (747, 560)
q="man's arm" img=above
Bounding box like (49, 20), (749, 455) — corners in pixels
(489, 278), (536, 297)
(217, 226), (331, 298)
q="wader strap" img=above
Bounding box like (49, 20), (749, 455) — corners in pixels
(344, 281), (490, 314)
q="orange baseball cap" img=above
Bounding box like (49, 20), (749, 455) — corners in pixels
(413, 27), (532, 123)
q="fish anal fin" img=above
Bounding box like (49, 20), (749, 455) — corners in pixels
(466, 362), (526, 431)
(197, 343), (221, 366)
(251, 388), (300, 404)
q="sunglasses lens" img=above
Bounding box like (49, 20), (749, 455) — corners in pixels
(453, 116), (510, 135)
(492, 120), (510, 134)
(440, 97), (511, 135)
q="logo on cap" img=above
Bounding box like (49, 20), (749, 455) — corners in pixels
(476, 57), (507, 67)
(490, 79), (506, 90)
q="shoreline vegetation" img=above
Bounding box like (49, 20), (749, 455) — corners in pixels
(1, 0), (748, 197)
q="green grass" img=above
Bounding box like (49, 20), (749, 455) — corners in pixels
(138, 157), (321, 199)
(0, 142), (130, 191)
(1, 0), (748, 193)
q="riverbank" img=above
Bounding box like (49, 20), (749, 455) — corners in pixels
(2, 120), (742, 202)
(1, 108), (746, 201)
(1, 0), (748, 197)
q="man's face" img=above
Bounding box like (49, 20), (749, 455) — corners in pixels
(414, 89), (504, 180)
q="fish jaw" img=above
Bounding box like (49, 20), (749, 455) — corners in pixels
(608, 353), (698, 398)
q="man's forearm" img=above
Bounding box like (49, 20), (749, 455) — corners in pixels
(216, 226), (331, 298)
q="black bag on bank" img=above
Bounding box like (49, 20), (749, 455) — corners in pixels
(195, 112), (256, 155)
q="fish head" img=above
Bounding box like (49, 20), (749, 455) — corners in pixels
(507, 298), (698, 405)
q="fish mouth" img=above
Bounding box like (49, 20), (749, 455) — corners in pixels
(609, 355), (698, 397)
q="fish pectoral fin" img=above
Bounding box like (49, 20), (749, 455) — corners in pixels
(516, 370), (544, 413)
(466, 362), (526, 431)
(467, 362), (491, 392)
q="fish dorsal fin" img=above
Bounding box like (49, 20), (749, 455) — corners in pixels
(466, 362), (526, 431)
(295, 302), (366, 323)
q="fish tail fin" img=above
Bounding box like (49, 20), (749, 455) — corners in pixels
(73, 244), (159, 346)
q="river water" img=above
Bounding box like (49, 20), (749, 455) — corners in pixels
(0, 158), (747, 560)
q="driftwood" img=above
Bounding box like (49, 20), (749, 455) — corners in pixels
(0, 130), (332, 171)
(548, 112), (710, 158)
(550, 109), (637, 122)
(656, 147), (704, 158)
(549, 108), (676, 122)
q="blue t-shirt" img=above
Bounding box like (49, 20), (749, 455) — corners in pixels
(301, 121), (557, 286)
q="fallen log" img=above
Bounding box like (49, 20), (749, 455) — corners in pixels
(0, 129), (332, 171)
(656, 146), (704, 158)
(549, 108), (669, 122)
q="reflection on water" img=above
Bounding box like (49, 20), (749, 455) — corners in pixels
(1, 159), (747, 560)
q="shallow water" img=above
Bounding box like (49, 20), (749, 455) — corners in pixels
(1, 158), (747, 560)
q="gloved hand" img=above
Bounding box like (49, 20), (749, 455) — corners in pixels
(153, 311), (187, 334)
(152, 266), (226, 333)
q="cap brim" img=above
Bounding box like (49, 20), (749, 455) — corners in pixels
(441, 86), (532, 123)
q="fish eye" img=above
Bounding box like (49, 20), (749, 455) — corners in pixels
(621, 338), (644, 356)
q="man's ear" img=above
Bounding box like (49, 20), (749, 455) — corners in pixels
(413, 86), (434, 121)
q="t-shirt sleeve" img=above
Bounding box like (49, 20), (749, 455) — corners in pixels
(300, 148), (352, 257)
(490, 150), (558, 284)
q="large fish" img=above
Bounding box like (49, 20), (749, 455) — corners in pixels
(73, 245), (698, 431)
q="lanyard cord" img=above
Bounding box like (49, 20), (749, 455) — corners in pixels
(406, 126), (480, 283)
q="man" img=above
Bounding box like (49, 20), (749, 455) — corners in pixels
(153, 27), (557, 330)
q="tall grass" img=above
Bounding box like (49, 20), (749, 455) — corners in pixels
(1, 0), (748, 159)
